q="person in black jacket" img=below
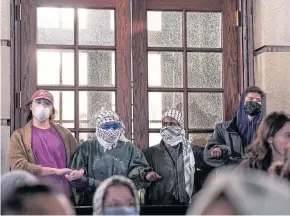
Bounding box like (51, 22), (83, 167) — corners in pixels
(144, 109), (210, 205)
(203, 86), (265, 168)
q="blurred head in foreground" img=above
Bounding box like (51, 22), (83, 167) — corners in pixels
(1, 183), (75, 215)
(1, 170), (39, 203)
(187, 168), (290, 215)
(93, 175), (139, 215)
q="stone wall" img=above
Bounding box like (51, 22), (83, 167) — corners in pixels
(253, 0), (290, 113)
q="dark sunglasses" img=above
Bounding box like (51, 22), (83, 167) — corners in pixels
(100, 122), (121, 130)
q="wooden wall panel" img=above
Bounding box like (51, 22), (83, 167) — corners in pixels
(116, 0), (132, 139)
(132, 0), (149, 149)
(20, 0), (37, 126)
(222, 0), (239, 120)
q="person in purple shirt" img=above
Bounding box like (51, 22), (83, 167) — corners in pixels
(9, 90), (77, 201)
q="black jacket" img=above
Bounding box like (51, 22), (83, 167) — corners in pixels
(203, 117), (245, 168)
(144, 141), (211, 205)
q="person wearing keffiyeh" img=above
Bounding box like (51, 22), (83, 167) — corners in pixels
(66, 109), (160, 205)
(144, 109), (210, 205)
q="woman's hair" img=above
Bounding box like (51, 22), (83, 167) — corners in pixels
(269, 143), (290, 181)
(243, 112), (290, 171)
(25, 101), (56, 123)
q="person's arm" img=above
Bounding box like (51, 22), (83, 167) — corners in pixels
(9, 131), (43, 176)
(127, 143), (153, 189)
(203, 124), (231, 168)
(68, 142), (100, 192)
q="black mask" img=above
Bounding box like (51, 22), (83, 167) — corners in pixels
(244, 101), (262, 116)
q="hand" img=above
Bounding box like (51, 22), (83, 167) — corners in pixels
(55, 168), (73, 176)
(211, 147), (222, 158)
(65, 169), (85, 181)
(146, 172), (162, 182)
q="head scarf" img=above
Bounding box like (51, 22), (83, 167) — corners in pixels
(95, 110), (129, 151)
(236, 90), (263, 147)
(187, 168), (290, 215)
(1, 170), (39, 203)
(162, 109), (184, 127)
(160, 109), (195, 200)
(93, 175), (140, 216)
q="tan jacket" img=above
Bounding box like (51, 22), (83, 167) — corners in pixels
(9, 120), (78, 176)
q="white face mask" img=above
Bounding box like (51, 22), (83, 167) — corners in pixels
(160, 126), (185, 146)
(32, 105), (50, 121)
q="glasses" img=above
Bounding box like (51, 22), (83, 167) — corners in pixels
(100, 122), (121, 130)
(33, 99), (52, 107)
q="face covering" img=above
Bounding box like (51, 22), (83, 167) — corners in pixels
(99, 128), (121, 143)
(160, 126), (184, 146)
(244, 101), (262, 117)
(103, 207), (138, 216)
(32, 105), (50, 121)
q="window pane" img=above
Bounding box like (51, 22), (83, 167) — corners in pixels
(79, 133), (95, 144)
(189, 133), (211, 147)
(148, 11), (182, 47)
(79, 91), (115, 128)
(50, 91), (75, 128)
(79, 50), (115, 86)
(148, 52), (183, 88)
(78, 9), (115, 46)
(149, 133), (162, 147)
(188, 93), (223, 129)
(37, 49), (74, 85)
(149, 92), (183, 129)
(187, 12), (221, 48)
(187, 52), (222, 88)
(37, 7), (74, 45)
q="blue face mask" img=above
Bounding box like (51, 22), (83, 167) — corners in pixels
(103, 207), (138, 215)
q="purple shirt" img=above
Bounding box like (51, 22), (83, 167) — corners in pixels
(32, 126), (71, 197)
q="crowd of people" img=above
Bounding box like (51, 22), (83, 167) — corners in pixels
(1, 86), (290, 215)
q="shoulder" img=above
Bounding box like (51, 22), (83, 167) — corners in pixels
(76, 139), (97, 151)
(215, 120), (231, 130)
(11, 128), (23, 138)
(143, 144), (161, 155)
(11, 123), (30, 140)
(122, 141), (143, 152)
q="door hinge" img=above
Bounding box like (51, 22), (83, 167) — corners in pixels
(235, 10), (241, 27)
(15, 3), (21, 21)
(16, 91), (22, 108)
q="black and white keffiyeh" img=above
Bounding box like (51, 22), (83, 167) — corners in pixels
(95, 109), (129, 151)
(162, 109), (184, 127)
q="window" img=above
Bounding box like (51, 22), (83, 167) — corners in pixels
(16, 0), (239, 148)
